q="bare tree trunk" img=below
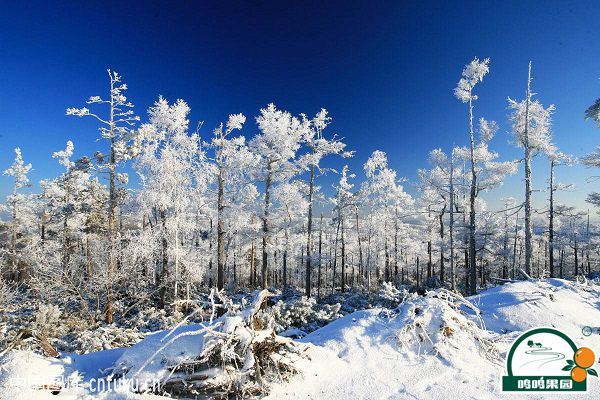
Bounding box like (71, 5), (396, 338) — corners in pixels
(549, 159), (555, 277)
(468, 95), (477, 295)
(318, 214), (323, 301)
(160, 210), (168, 309)
(305, 164), (315, 297)
(217, 165), (225, 290)
(559, 249), (564, 278)
(449, 154), (456, 291)
(341, 214), (346, 292)
(416, 256), (420, 289)
(523, 61), (533, 276)
(587, 212), (591, 275)
(354, 205), (363, 284)
(332, 216), (340, 294)
(262, 163), (272, 289)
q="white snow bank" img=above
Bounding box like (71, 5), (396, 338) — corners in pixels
(267, 281), (600, 399)
(3, 280), (600, 399)
(472, 278), (600, 341)
(0, 350), (66, 400)
(111, 322), (208, 389)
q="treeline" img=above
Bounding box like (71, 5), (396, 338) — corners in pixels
(1, 60), (600, 324)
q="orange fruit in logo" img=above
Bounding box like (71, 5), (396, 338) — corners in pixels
(574, 347), (596, 368)
(572, 367), (587, 382)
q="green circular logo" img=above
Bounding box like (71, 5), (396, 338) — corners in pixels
(502, 327), (595, 392)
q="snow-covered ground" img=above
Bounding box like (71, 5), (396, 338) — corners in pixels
(2, 279), (600, 399)
(268, 279), (600, 399)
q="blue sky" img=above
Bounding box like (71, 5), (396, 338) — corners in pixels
(1, 1), (599, 212)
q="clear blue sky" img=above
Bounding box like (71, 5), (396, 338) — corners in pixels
(1, 1), (599, 212)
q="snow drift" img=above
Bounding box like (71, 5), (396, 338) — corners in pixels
(1, 279), (600, 399)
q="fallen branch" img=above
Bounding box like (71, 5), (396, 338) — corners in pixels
(518, 268), (533, 280)
(123, 289), (306, 398)
(490, 277), (519, 284)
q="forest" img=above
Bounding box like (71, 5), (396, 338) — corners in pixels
(1, 57), (600, 399)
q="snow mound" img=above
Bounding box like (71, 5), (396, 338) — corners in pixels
(0, 350), (67, 399)
(111, 290), (308, 398)
(392, 289), (501, 364)
(268, 289), (505, 400)
(472, 278), (600, 341)
(268, 282), (600, 399)
(3, 279), (600, 399)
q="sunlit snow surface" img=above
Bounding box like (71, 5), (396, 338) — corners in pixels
(2, 279), (600, 399)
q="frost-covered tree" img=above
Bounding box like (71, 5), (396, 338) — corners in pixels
(67, 70), (139, 323)
(547, 151), (574, 277)
(454, 57), (490, 295)
(361, 151), (413, 286)
(508, 62), (555, 276)
(559, 206), (588, 276)
(210, 113), (248, 290)
(135, 97), (202, 307)
(47, 141), (92, 270)
(418, 148), (463, 289)
(583, 95), (600, 211)
(332, 165), (355, 292)
(80, 177), (108, 276)
(250, 104), (306, 289)
(454, 118), (516, 291)
(3, 148), (32, 281)
(497, 197), (518, 279)
(273, 180), (309, 288)
(297, 109), (351, 297)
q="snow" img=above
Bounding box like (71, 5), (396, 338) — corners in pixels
(112, 322), (208, 389)
(266, 302), (503, 399)
(266, 280), (600, 399)
(2, 279), (599, 399)
(473, 278), (600, 340)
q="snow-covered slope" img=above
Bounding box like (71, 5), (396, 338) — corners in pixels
(472, 279), (600, 338)
(267, 280), (600, 400)
(2, 279), (599, 399)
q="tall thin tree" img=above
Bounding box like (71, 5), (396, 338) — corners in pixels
(454, 57), (490, 295)
(67, 70), (139, 323)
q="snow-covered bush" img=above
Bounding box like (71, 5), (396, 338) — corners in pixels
(0, 280), (14, 311)
(34, 304), (61, 337)
(112, 289), (308, 398)
(117, 306), (182, 333)
(378, 281), (409, 308)
(0, 350), (66, 398)
(392, 288), (500, 363)
(320, 289), (372, 313)
(272, 296), (342, 336)
(56, 326), (144, 353)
